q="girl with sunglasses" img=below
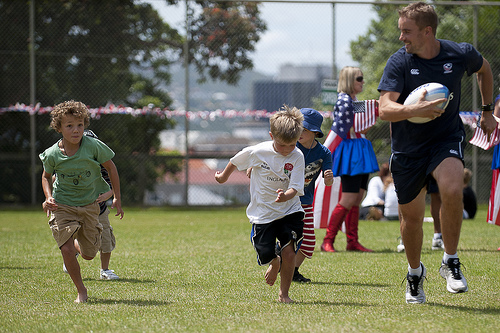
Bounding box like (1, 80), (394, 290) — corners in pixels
(321, 66), (379, 253)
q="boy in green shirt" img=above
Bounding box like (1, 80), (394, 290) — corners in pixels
(40, 100), (124, 303)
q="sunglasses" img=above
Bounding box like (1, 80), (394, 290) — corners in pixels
(356, 76), (364, 82)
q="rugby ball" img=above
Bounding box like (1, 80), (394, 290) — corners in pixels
(404, 82), (450, 123)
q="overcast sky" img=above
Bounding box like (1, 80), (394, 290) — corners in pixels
(145, 0), (377, 76)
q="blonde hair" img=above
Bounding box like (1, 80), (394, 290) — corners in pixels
(463, 168), (472, 185)
(399, 1), (438, 35)
(338, 66), (362, 95)
(270, 105), (304, 143)
(50, 100), (90, 131)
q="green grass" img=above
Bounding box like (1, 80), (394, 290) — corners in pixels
(1, 206), (499, 332)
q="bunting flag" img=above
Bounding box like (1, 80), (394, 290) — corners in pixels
(312, 99), (378, 229)
(353, 99), (379, 132)
(487, 169), (500, 226)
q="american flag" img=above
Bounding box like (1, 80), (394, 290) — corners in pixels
(469, 127), (500, 150)
(487, 169), (500, 226)
(312, 99), (379, 229)
(354, 100), (379, 132)
(460, 111), (500, 150)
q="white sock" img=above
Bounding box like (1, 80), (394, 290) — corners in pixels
(434, 233), (442, 239)
(408, 263), (422, 276)
(443, 252), (458, 263)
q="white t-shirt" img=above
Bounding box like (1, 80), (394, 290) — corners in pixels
(361, 176), (384, 207)
(230, 141), (305, 224)
(384, 183), (399, 218)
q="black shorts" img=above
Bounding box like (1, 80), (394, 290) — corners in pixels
(427, 177), (439, 194)
(390, 139), (465, 204)
(250, 211), (304, 265)
(340, 174), (369, 193)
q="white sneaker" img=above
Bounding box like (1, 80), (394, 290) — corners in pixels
(397, 239), (405, 253)
(439, 258), (468, 293)
(405, 264), (426, 304)
(432, 237), (444, 250)
(100, 269), (120, 280)
(63, 253), (79, 274)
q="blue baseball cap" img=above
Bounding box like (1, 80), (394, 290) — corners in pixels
(300, 108), (324, 138)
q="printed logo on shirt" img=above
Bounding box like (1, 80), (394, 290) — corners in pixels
(59, 170), (92, 185)
(443, 63), (453, 74)
(304, 160), (322, 187)
(283, 163), (294, 177)
(267, 176), (287, 182)
(449, 149), (458, 155)
(410, 69), (419, 75)
(260, 162), (270, 170)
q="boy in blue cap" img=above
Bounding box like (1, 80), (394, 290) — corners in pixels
(293, 108), (333, 282)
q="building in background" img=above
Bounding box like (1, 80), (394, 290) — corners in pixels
(252, 64), (332, 112)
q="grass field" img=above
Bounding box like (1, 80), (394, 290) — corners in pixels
(1, 206), (499, 332)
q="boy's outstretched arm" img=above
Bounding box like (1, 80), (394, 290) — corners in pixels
(215, 162), (237, 184)
(102, 159), (124, 219)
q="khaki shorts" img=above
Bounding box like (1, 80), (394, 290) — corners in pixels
(99, 207), (116, 253)
(48, 202), (102, 258)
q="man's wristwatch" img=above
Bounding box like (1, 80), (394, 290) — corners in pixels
(481, 104), (494, 112)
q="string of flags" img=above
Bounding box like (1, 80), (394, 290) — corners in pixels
(2, 102), (499, 150)
(0, 103), (304, 120)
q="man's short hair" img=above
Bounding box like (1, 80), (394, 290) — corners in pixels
(399, 1), (438, 35)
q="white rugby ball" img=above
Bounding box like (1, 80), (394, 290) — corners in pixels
(404, 82), (450, 123)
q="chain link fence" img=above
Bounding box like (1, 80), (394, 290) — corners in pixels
(1, 1), (500, 207)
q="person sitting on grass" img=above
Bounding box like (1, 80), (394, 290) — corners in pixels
(215, 105), (305, 303)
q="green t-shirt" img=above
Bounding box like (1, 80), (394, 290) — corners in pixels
(39, 136), (115, 206)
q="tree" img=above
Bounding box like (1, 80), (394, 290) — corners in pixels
(188, 1), (267, 85)
(0, 0), (267, 204)
(0, 0), (266, 107)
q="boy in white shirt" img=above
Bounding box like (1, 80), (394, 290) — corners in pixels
(215, 106), (305, 303)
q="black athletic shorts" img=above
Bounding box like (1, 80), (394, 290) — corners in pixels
(390, 139), (465, 205)
(427, 177), (439, 194)
(250, 211), (304, 265)
(340, 174), (369, 193)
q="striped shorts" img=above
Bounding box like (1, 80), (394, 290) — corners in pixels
(299, 204), (316, 258)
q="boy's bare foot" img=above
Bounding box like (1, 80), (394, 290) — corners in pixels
(265, 257), (280, 286)
(74, 292), (88, 303)
(278, 295), (294, 303)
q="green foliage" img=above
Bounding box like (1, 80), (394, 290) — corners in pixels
(84, 114), (181, 204)
(350, 4), (401, 100)
(1, 207), (499, 332)
(0, 112), (180, 204)
(0, 0), (181, 107)
(0, 0), (266, 204)
(189, 1), (267, 85)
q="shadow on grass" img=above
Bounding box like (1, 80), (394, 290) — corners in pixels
(375, 248), (497, 254)
(427, 302), (500, 314)
(308, 281), (390, 288)
(296, 300), (372, 307)
(83, 278), (156, 283)
(88, 297), (170, 306)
